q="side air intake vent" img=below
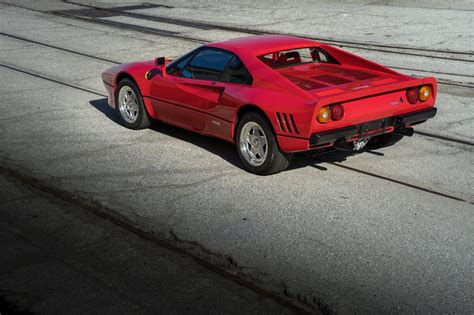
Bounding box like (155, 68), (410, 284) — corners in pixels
(276, 112), (299, 134)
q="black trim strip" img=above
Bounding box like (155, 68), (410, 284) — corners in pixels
(397, 107), (437, 125)
(310, 126), (359, 145)
(310, 107), (437, 146)
(143, 95), (233, 123)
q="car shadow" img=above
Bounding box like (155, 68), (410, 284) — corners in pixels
(89, 98), (241, 168)
(289, 148), (384, 172)
(89, 98), (384, 173)
(90, 98), (121, 124)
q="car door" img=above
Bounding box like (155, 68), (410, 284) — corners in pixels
(149, 48), (233, 132)
(204, 55), (254, 141)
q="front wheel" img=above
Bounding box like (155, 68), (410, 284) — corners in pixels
(115, 78), (150, 129)
(236, 112), (291, 175)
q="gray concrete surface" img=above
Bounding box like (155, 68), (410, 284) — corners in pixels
(0, 0), (473, 313)
(98, 0), (474, 52)
(0, 174), (291, 314)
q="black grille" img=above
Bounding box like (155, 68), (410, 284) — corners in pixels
(276, 113), (299, 134)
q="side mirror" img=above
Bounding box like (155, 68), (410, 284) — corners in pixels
(155, 57), (165, 66)
(155, 57), (167, 77)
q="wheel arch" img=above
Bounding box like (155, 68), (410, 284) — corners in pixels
(115, 72), (140, 93)
(115, 72), (155, 117)
(233, 104), (276, 141)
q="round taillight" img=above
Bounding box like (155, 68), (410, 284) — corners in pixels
(330, 104), (344, 120)
(419, 86), (431, 101)
(406, 87), (419, 104)
(317, 107), (331, 123)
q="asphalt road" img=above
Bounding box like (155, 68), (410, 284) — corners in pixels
(0, 0), (473, 313)
(0, 173), (292, 314)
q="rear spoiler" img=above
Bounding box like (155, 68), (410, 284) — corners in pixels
(314, 76), (437, 109)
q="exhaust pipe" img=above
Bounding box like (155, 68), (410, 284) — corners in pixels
(393, 127), (414, 137)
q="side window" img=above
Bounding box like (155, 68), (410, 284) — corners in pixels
(221, 56), (253, 85)
(181, 49), (233, 81)
(167, 52), (195, 76)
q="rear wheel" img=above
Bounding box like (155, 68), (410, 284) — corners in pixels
(115, 78), (150, 129)
(368, 132), (404, 149)
(236, 112), (291, 175)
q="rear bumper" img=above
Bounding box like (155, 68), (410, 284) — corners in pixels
(309, 107), (437, 146)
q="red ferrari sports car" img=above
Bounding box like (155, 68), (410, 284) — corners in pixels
(102, 35), (437, 174)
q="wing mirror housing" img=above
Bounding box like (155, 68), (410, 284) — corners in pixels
(155, 57), (167, 77)
(146, 57), (171, 80)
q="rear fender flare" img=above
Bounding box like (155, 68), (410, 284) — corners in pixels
(233, 104), (281, 147)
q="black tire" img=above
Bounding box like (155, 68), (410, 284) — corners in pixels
(236, 112), (292, 175)
(115, 78), (150, 129)
(368, 132), (404, 149)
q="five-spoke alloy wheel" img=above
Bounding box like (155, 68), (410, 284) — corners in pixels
(236, 112), (291, 175)
(115, 78), (150, 129)
(118, 85), (139, 124)
(239, 122), (268, 167)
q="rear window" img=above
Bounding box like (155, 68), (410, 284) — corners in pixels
(258, 47), (337, 69)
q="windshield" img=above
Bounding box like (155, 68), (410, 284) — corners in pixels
(258, 47), (338, 69)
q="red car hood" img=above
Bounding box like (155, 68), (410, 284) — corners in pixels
(275, 63), (409, 98)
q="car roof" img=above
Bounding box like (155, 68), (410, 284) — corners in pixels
(207, 34), (320, 57)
